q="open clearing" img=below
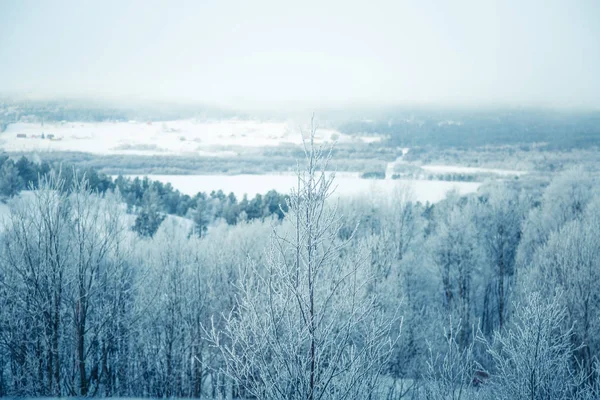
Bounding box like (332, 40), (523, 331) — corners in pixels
(0, 120), (377, 156)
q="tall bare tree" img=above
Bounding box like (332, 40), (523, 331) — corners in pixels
(210, 119), (400, 400)
(1, 173), (71, 395)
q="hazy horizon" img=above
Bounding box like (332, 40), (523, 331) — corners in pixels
(1, 0), (599, 111)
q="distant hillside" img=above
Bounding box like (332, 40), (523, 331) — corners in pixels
(336, 109), (600, 149)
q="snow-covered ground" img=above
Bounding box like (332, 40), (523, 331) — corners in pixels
(420, 164), (527, 176)
(0, 120), (374, 156)
(118, 174), (481, 203)
(385, 149), (411, 179)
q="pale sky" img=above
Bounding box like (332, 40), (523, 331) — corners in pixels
(0, 0), (599, 110)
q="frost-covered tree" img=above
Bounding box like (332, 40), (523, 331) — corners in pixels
(359, 187), (427, 380)
(132, 187), (166, 238)
(0, 159), (23, 200)
(67, 177), (128, 396)
(136, 220), (200, 397)
(210, 120), (400, 400)
(476, 184), (525, 332)
(484, 292), (594, 400)
(516, 168), (596, 271)
(421, 321), (481, 400)
(429, 194), (483, 348)
(0, 173), (70, 395)
(0, 172), (134, 396)
(525, 196), (600, 385)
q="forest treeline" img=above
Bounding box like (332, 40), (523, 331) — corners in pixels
(0, 98), (237, 125)
(338, 109), (600, 149)
(0, 154), (289, 238)
(4, 99), (600, 150)
(0, 142), (599, 399)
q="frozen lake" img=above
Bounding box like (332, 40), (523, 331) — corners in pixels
(117, 174), (481, 203)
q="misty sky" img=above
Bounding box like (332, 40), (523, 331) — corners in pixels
(0, 0), (599, 110)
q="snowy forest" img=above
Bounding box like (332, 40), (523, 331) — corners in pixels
(2, 0), (600, 397)
(0, 126), (598, 400)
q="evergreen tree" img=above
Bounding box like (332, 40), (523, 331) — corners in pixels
(0, 160), (24, 200)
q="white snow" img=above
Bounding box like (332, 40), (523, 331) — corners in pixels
(360, 136), (383, 144)
(437, 120), (463, 126)
(0, 120), (377, 156)
(117, 174), (481, 203)
(384, 149), (411, 179)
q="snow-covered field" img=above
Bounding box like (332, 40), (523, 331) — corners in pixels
(0, 120), (374, 156)
(420, 164), (527, 176)
(119, 174), (481, 203)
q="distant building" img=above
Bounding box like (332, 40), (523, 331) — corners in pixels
(46, 134), (55, 139)
(16, 133), (26, 138)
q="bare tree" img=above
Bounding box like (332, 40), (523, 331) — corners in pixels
(67, 176), (127, 396)
(0, 173), (71, 396)
(209, 119), (400, 400)
(476, 185), (524, 332)
(429, 195), (482, 348)
(484, 292), (594, 400)
(526, 196), (600, 386)
(0, 172), (135, 396)
(516, 168), (596, 271)
(420, 320), (481, 400)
